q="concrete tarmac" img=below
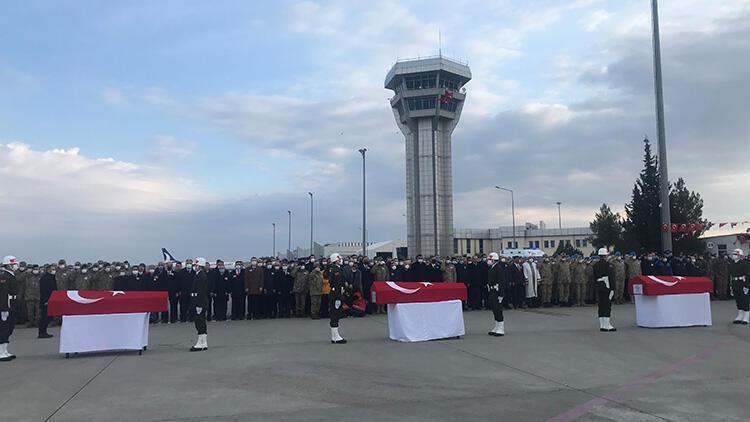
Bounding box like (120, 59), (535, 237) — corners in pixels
(2, 301), (749, 422)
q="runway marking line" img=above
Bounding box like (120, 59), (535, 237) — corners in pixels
(546, 339), (736, 422)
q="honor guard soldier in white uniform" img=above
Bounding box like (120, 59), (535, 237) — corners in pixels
(486, 253), (507, 336)
(593, 248), (616, 332)
(729, 249), (750, 325)
(0, 255), (20, 361)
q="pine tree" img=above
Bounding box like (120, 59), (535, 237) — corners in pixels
(670, 177), (707, 255)
(554, 241), (583, 257)
(623, 138), (662, 253)
(589, 203), (623, 249)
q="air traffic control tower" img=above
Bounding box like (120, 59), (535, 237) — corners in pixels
(385, 56), (471, 257)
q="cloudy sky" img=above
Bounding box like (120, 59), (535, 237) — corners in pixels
(1, 0), (749, 263)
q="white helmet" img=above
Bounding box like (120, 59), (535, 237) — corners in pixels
(194, 257), (207, 267)
(329, 253), (342, 264)
(487, 252), (500, 262)
(2, 255), (18, 266)
(598, 248), (609, 257)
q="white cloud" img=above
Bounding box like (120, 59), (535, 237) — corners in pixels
(100, 88), (127, 105)
(582, 9), (611, 32)
(153, 135), (195, 159)
(0, 142), (208, 215)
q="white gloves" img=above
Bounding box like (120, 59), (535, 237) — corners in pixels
(0, 311), (7, 321)
(609, 291), (615, 301)
(195, 307), (203, 314)
(334, 300), (341, 309)
(498, 296), (504, 304)
(744, 287), (749, 295)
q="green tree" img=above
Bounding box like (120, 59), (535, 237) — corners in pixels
(670, 177), (707, 255)
(623, 138), (661, 253)
(554, 241), (583, 257)
(589, 203), (623, 249)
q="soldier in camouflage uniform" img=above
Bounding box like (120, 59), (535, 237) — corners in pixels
(538, 258), (553, 307)
(442, 259), (457, 283)
(56, 260), (71, 291)
(291, 263), (309, 317)
(712, 256), (730, 300)
(555, 257), (571, 306)
(14, 262), (28, 325)
(571, 257), (586, 306)
(308, 264), (324, 319)
(25, 265), (42, 327)
(624, 253), (642, 302)
(612, 253), (627, 304)
(371, 260), (389, 314)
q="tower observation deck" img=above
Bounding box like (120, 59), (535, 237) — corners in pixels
(385, 56), (471, 257)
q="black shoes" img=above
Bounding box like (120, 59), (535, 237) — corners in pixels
(38, 333), (53, 339)
(331, 339), (347, 344)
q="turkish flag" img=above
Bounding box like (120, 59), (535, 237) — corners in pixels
(47, 290), (168, 316)
(628, 276), (713, 296)
(371, 281), (467, 304)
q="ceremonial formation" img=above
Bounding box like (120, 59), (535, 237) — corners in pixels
(1, 247), (748, 362)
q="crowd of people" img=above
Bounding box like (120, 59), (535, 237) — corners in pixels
(1, 248), (748, 359)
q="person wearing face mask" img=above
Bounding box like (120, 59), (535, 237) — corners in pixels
(0, 256), (21, 361)
(277, 261), (294, 318)
(230, 261), (246, 320)
(593, 248), (616, 332)
(244, 258), (265, 319)
(327, 253), (347, 344)
(611, 252), (626, 305)
(13, 262), (29, 326)
(729, 249), (750, 325)
(261, 261), (280, 319)
(55, 259), (71, 292)
(411, 255), (429, 282)
(710, 254), (730, 300)
(624, 253), (642, 302)
(641, 253), (658, 276)
(292, 262), (309, 318)
(178, 261), (195, 322)
(655, 252), (673, 276)
(441, 259), (457, 283)
(38, 265), (57, 339)
(190, 258), (210, 352)
(24, 265), (42, 327)
(486, 253), (506, 336)
(537, 258), (553, 307)
(209, 260), (230, 321)
(166, 262), (180, 323)
(308, 263), (324, 319)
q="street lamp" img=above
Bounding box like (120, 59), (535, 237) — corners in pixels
(272, 222), (276, 258)
(556, 202), (562, 230)
(359, 148), (367, 257)
(308, 192), (314, 256)
(495, 186), (516, 249)
(287, 210), (292, 259)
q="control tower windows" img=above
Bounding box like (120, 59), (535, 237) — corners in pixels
(407, 96), (437, 111)
(405, 73), (437, 90)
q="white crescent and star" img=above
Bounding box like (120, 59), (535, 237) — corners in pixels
(646, 276), (680, 287)
(67, 290), (125, 304)
(385, 282), (433, 294)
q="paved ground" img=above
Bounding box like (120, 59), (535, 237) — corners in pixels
(2, 301), (749, 422)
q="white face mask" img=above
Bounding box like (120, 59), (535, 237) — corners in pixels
(732, 254), (741, 262)
(282, 266), (288, 270)
(251, 261), (257, 266)
(405, 265), (410, 269)
(81, 269), (88, 274)
(267, 265), (272, 269)
(59, 265), (65, 269)
(132, 270), (139, 275)
(32, 270), (39, 274)
(50, 270), (56, 275)
(391, 265), (397, 270)
(105, 267), (111, 272)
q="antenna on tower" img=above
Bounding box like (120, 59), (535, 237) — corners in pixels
(438, 27), (442, 57)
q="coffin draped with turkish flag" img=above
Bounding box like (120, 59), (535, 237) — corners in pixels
(48, 290), (168, 316)
(371, 282), (467, 304)
(628, 276), (713, 296)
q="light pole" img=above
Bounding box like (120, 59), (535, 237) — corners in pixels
(359, 148), (367, 257)
(495, 186), (516, 249)
(651, 0), (672, 252)
(272, 222), (276, 258)
(556, 202), (562, 230)
(287, 210), (292, 259)
(308, 192), (314, 256)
